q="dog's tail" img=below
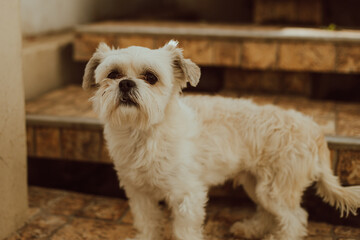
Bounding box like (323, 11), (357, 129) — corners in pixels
(315, 138), (360, 217)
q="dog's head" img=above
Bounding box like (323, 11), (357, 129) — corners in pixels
(83, 40), (200, 129)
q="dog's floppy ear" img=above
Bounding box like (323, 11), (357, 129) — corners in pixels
(163, 40), (201, 88)
(82, 43), (111, 90)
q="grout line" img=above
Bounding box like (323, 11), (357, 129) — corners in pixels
(59, 127), (64, 159)
(46, 216), (73, 240)
(11, 209), (47, 237)
(334, 104), (339, 136)
(274, 40), (280, 70)
(334, 42), (339, 73)
(116, 207), (131, 224)
(332, 150), (339, 174)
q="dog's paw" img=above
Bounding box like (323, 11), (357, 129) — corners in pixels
(230, 222), (245, 236)
(230, 221), (263, 239)
(261, 234), (276, 240)
(230, 221), (251, 238)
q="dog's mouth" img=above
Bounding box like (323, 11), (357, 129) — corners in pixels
(119, 94), (138, 107)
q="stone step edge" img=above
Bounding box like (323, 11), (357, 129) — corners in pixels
(26, 114), (102, 130)
(76, 21), (360, 43)
(26, 114), (360, 151)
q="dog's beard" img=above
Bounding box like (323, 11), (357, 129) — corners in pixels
(92, 82), (167, 129)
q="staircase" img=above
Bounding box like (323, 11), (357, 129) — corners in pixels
(27, 21), (360, 187)
(23, 1), (360, 234)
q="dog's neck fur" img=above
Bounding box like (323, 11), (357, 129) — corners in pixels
(104, 94), (197, 167)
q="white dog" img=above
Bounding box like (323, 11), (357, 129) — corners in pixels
(83, 40), (360, 240)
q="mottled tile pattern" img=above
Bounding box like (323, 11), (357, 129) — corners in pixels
(45, 192), (93, 216)
(6, 186), (360, 240)
(61, 129), (101, 161)
(241, 41), (277, 69)
(336, 105), (360, 137)
(254, 0), (323, 25)
(212, 41), (241, 67)
(181, 39), (212, 65)
(336, 44), (360, 73)
(77, 196), (128, 221)
(337, 150), (360, 185)
(35, 127), (61, 158)
(6, 214), (67, 240)
(28, 186), (65, 208)
(117, 35), (154, 49)
(26, 85), (94, 117)
(278, 43), (336, 72)
(50, 218), (136, 240)
(333, 225), (360, 238)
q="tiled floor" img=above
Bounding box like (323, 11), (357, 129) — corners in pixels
(5, 186), (360, 240)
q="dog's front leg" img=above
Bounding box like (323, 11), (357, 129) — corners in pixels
(125, 186), (164, 240)
(168, 185), (208, 240)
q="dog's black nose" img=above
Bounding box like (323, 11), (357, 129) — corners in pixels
(119, 79), (135, 92)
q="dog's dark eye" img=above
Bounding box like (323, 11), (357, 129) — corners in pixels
(144, 72), (158, 85)
(107, 71), (122, 79)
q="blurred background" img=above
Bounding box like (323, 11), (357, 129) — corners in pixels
(1, 0), (360, 239)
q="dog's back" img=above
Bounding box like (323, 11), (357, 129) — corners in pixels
(184, 94), (360, 217)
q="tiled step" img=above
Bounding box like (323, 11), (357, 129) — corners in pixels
(26, 85), (360, 186)
(5, 186), (360, 240)
(74, 21), (360, 73)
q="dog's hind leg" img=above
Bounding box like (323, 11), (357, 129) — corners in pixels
(230, 173), (274, 239)
(231, 206), (274, 239)
(254, 175), (308, 240)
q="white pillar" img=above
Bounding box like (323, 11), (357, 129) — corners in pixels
(0, 0), (28, 238)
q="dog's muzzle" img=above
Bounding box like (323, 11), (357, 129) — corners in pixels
(119, 79), (138, 107)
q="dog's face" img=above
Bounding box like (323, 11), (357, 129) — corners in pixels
(83, 40), (200, 129)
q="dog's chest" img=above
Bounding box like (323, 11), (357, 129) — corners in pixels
(106, 128), (177, 192)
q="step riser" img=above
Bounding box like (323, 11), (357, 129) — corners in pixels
(254, 0), (323, 26)
(26, 123), (360, 186)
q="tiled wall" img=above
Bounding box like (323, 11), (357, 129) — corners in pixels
(27, 126), (111, 163)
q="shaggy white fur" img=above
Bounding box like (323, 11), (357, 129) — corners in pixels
(83, 41), (360, 240)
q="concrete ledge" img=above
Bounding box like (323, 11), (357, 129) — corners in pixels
(76, 22), (360, 42)
(27, 114), (102, 130)
(326, 136), (360, 150)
